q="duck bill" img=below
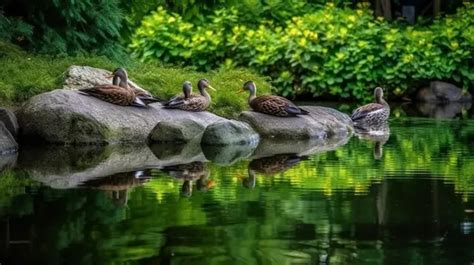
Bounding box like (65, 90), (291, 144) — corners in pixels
(207, 85), (217, 91)
(238, 88), (245, 94)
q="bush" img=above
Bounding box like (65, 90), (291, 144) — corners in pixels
(0, 0), (126, 62)
(130, 3), (474, 101)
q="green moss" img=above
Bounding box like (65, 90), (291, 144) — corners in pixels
(0, 42), (271, 117)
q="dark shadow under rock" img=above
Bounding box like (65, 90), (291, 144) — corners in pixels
(201, 141), (258, 166)
(251, 135), (351, 159)
(149, 140), (206, 165)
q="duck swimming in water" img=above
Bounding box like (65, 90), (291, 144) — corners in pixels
(79, 68), (146, 107)
(351, 87), (390, 126)
(239, 81), (308, 117)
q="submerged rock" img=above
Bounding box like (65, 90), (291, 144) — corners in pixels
(17, 90), (224, 144)
(416, 81), (472, 103)
(201, 120), (259, 145)
(239, 106), (353, 140)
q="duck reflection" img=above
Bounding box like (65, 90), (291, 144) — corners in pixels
(161, 162), (215, 197)
(81, 169), (152, 206)
(354, 125), (390, 160)
(242, 154), (307, 189)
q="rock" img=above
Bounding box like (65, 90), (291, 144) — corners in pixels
(63, 65), (151, 96)
(0, 153), (17, 171)
(149, 119), (205, 143)
(201, 120), (259, 145)
(416, 81), (472, 103)
(16, 89), (225, 144)
(0, 108), (19, 138)
(239, 106), (353, 140)
(202, 142), (257, 165)
(415, 102), (471, 119)
(0, 122), (18, 154)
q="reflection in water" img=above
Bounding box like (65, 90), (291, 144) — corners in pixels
(242, 154), (307, 189)
(404, 102), (472, 119)
(354, 124), (390, 160)
(161, 162), (215, 197)
(82, 170), (151, 206)
(0, 118), (474, 264)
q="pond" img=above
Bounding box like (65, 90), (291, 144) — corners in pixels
(0, 103), (474, 265)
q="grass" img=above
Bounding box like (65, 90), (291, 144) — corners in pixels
(0, 42), (272, 117)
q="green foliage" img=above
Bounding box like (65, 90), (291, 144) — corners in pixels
(0, 42), (271, 117)
(130, 3), (474, 100)
(0, 13), (33, 44)
(1, 0), (126, 61)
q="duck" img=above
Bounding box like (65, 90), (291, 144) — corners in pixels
(241, 154), (306, 189)
(110, 68), (163, 104)
(239, 81), (308, 117)
(163, 79), (216, 111)
(79, 68), (146, 107)
(162, 81), (193, 107)
(351, 87), (390, 126)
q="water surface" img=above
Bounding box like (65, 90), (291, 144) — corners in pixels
(0, 104), (474, 265)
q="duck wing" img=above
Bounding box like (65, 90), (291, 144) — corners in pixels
(79, 85), (134, 106)
(251, 95), (308, 116)
(351, 103), (385, 121)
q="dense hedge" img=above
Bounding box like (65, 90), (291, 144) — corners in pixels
(130, 3), (474, 100)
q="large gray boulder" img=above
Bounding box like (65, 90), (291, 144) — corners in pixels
(63, 65), (151, 96)
(0, 108), (19, 138)
(201, 120), (259, 145)
(239, 106), (353, 140)
(17, 89), (225, 144)
(150, 119), (205, 143)
(416, 81), (472, 103)
(0, 122), (18, 154)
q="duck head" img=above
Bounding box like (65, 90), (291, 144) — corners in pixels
(182, 81), (193, 98)
(197, 78), (216, 92)
(374, 87), (384, 102)
(112, 67), (128, 88)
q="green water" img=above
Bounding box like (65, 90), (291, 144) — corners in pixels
(1, 111), (474, 264)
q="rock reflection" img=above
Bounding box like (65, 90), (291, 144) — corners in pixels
(82, 169), (152, 206)
(242, 154), (307, 189)
(417, 102), (471, 119)
(161, 162), (215, 197)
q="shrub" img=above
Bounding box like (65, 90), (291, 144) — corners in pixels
(130, 3), (474, 101)
(0, 0), (126, 61)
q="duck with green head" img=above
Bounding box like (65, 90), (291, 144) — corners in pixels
(79, 68), (146, 107)
(163, 79), (216, 111)
(351, 87), (390, 126)
(239, 81), (309, 117)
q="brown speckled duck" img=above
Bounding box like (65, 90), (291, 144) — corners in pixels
(351, 87), (390, 126)
(110, 68), (163, 104)
(240, 81), (308, 117)
(79, 68), (146, 107)
(163, 79), (216, 111)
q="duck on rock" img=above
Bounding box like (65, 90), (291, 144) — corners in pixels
(163, 79), (216, 112)
(351, 87), (390, 127)
(110, 68), (163, 104)
(239, 81), (308, 117)
(79, 68), (147, 107)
